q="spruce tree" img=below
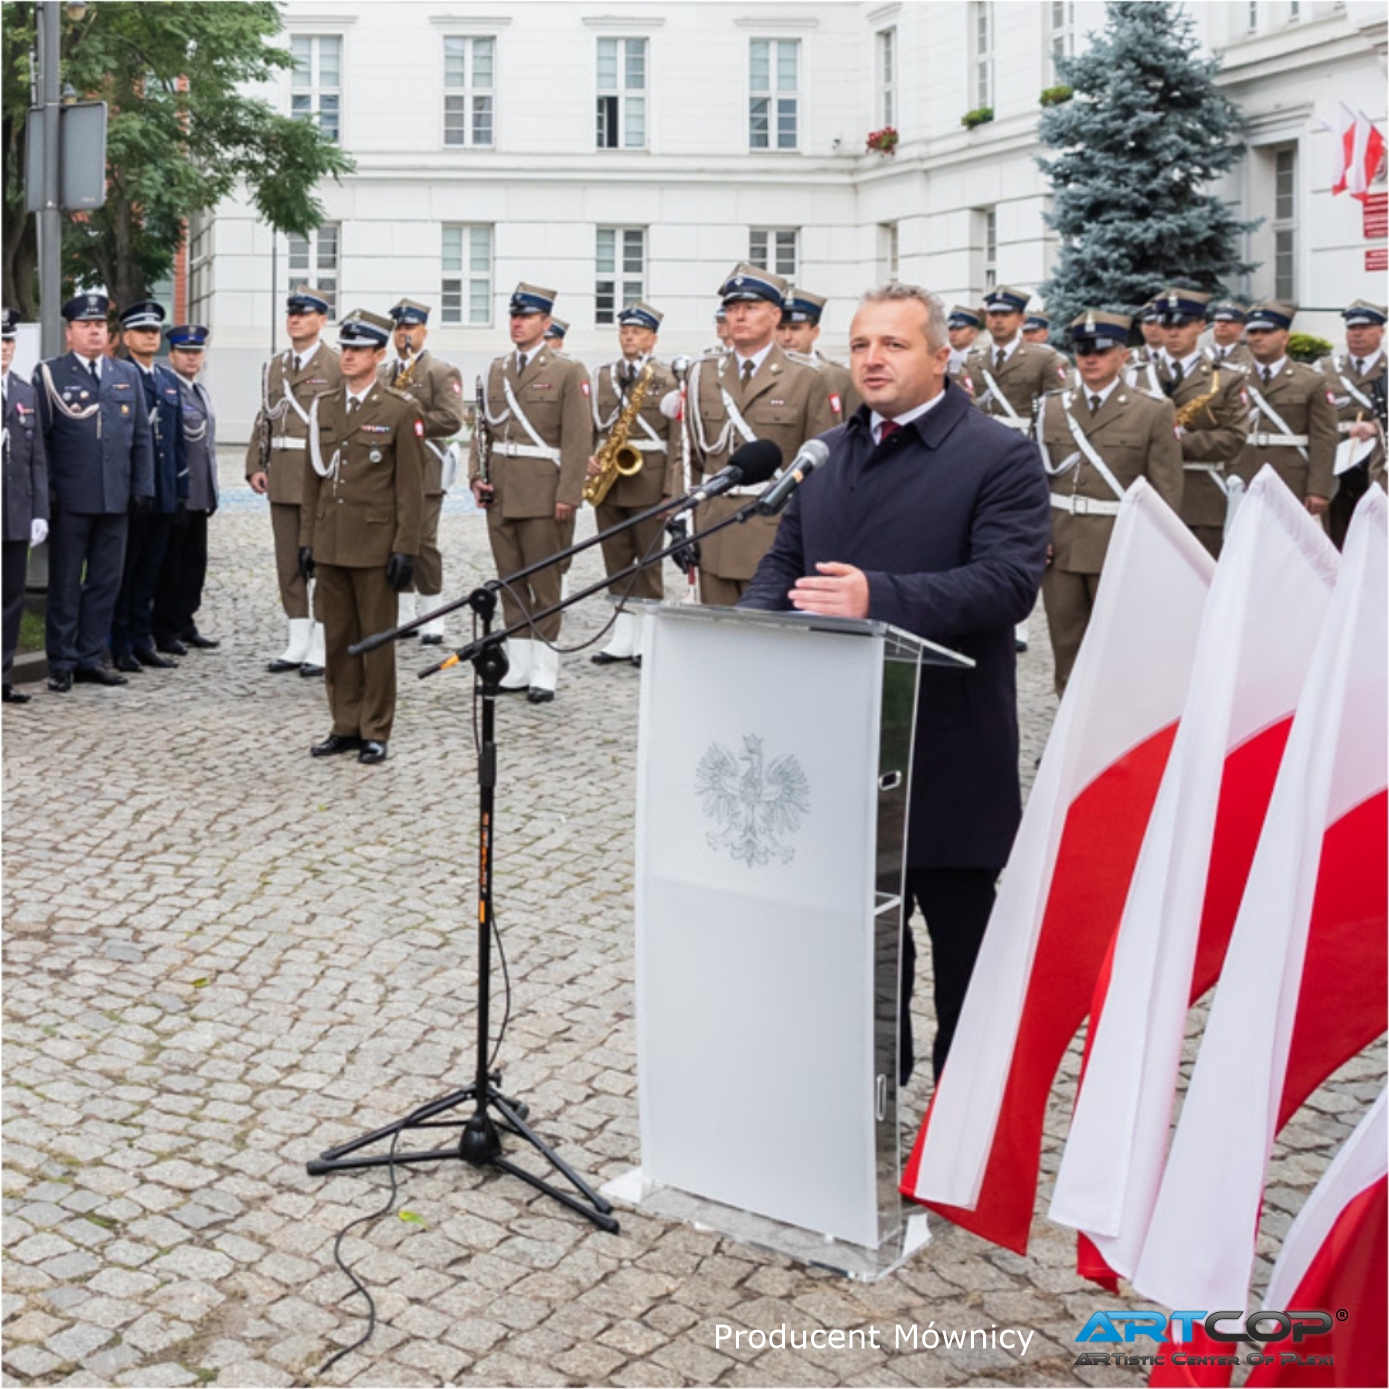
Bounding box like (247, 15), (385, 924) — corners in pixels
(1038, 0), (1256, 338)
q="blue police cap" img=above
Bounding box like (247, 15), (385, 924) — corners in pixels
(509, 282), (556, 316)
(119, 300), (166, 331)
(389, 298), (431, 326)
(618, 300), (663, 332)
(337, 309), (393, 347)
(719, 263), (786, 308)
(286, 291), (330, 316)
(62, 291), (111, 322)
(983, 286), (1030, 314)
(1245, 301), (1295, 332)
(166, 324), (210, 350)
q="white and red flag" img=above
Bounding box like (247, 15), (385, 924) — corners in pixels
(1049, 469), (1340, 1279)
(1332, 102), (1387, 202)
(1331, 102), (1357, 195)
(1132, 485), (1388, 1317)
(900, 481), (1214, 1251)
(1246, 1091), (1387, 1389)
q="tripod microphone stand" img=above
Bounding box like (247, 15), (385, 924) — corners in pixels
(305, 492), (779, 1230)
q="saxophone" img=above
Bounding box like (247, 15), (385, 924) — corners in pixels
(393, 348), (421, 392)
(1173, 363), (1221, 430)
(584, 360), (655, 506)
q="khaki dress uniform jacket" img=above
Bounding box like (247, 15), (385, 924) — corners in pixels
(686, 343), (837, 605)
(246, 343), (343, 618)
(1207, 343), (1255, 371)
(1156, 356), (1251, 557)
(300, 384), (426, 744)
(591, 358), (679, 603)
(467, 347), (593, 639)
(1234, 360), (1340, 504)
(1038, 385), (1183, 692)
(964, 340), (1071, 430)
(379, 349), (464, 596)
(810, 352), (861, 419)
(1318, 352), (1386, 549)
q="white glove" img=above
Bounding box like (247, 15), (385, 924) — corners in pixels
(29, 518), (48, 547)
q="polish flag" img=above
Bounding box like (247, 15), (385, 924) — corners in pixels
(1246, 1091), (1387, 1389)
(1131, 486), (1388, 1318)
(900, 480), (1214, 1252)
(1049, 469), (1341, 1279)
(1331, 103), (1356, 195)
(1349, 112), (1387, 202)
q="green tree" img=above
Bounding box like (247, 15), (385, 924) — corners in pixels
(1037, 0), (1257, 336)
(1, 1), (353, 316)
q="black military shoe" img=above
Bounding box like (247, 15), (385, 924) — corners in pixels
(266, 657), (302, 673)
(183, 633), (218, 649)
(420, 633), (443, 646)
(357, 740), (388, 764)
(47, 673), (73, 693)
(157, 637), (190, 656)
(299, 663), (325, 678)
(134, 648), (178, 669)
(311, 733), (361, 757)
(630, 655), (642, 669)
(113, 652), (144, 674)
(527, 687), (555, 704)
(2, 684), (31, 703)
(590, 651), (625, 665)
(74, 666), (127, 687)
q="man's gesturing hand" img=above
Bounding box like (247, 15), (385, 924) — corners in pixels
(789, 561), (870, 619)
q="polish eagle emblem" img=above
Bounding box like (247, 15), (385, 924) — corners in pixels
(695, 734), (810, 867)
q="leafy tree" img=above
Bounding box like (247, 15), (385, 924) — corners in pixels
(1, 1), (352, 316)
(1037, 0), (1257, 336)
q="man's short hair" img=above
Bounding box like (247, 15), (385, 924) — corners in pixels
(858, 283), (948, 350)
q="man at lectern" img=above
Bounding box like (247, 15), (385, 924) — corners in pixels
(740, 282), (1050, 1084)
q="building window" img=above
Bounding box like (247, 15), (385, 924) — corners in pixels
(1247, 2), (1259, 31)
(596, 226), (645, 325)
(748, 228), (798, 279)
(877, 28), (896, 129)
(750, 38), (799, 150)
(1049, 1), (1075, 81)
(443, 36), (494, 147)
(1273, 147), (1296, 302)
(1288, 0), (1300, 19)
(878, 222), (899, 282)
(442, 224), (492, 325)
(596, 37), (647, 149)
(291, 35), (341, 143)
(288, 223), (339, 319)
(187, 211), (214, 326)
(973, 3), (993, 110)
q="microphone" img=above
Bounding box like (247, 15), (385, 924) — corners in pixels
(679, 438), (782, 509)
(754, 438), (830, 516)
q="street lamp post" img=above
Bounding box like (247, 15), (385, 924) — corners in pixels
(37, 0), (63, 359)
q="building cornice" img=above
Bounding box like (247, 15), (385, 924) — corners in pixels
(282, 12), (359, 26)
(732, 15), (819, 30)
(580, 14), (668, 29)
(864, 3), (901, 25)
(428, 13), (514, 28)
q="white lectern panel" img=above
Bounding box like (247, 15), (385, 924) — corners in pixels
(635, 613), (883, 1247)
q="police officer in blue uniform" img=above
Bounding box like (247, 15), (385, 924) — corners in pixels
(111, 300), (187, 673)
(153, 324), (220, 653)
(34, 292), (155, 690)
(2, 308), (49, 703)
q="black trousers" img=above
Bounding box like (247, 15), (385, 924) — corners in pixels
(900, 866), (1000, 1084)
(111, 511), (175, 655)
(153, 510), (209, 643)
(2, 539), (29, 684)
(47, 510), (128, 673)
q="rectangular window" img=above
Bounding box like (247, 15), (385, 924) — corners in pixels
(291, 34), (342, 143)
(442, 224), (493, 325)
(878, 222), (899, 282)
(596, 37), (647, 149)
(1247, 2), (1259, 31)
(973, 3), (993, 110)
(1273, 147), (1296, 301)
(1049, 1), (1075, 82)
(287, 223), (339, 319)
(596, 226), (646, 325)
(1288, 0), (1300, 19)
(749, 38), (799, 150)
(878, 28), (896, 129)
(187, 211), (214, 326)
(443, 36), (494, 147)
(748, 227), (798, 279)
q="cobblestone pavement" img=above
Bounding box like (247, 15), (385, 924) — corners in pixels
(4, 461), (1384, 1388)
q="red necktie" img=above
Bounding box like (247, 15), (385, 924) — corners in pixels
(878, 419), (902, 444)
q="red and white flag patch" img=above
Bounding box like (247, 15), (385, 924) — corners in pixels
(413, 419), (425, 437)
(829, 392), (842, 414)
(580, 380), (590, 397)
(451, 379), (462, 394)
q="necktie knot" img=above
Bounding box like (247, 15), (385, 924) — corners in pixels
(1262, 366), (1273, 387)
(740, 359), (754, 388)
(1354, 358), (1365, 376)
(994, 348), (1006, 372)
(877, 419), (902, 444)
(1089, 393), (1102, 414)
(1171, 361), (1184, 387)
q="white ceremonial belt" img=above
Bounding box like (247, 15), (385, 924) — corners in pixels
(1249, 431), (1309, 448)
(495, 441), (561, 464)
(1338, 422), (1372, 435)
(272, 437), (306, 451)
(1050, 493), (1121, 517)
(991, 415), (1032, 432)
(1184, 462), (1223, 473)
(630, 440), (667, 453)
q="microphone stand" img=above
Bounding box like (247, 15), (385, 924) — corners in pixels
(305, 494), (775, 1231)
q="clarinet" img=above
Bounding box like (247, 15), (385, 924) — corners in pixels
(474, 375), (493, 507)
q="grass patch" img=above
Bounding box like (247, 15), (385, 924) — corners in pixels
(19, 608), (43, 653)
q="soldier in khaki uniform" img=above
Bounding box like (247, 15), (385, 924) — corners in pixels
(300, 310), (425, 765)
(1125, 300), (1166, 397)
(946, 305), (982, 382)
(1151, 287), (1252, 560)
(246, 291), (342, 676)
(1023, 312), (1051, 345)
(543, 317), (570, 352)
(1039, 311), (1183, 693)
(685, 264), (837, 607)
(587, 301), (678, 667)
(468, 283), (593, 702)
(379, 299), (464, 644)
(776, 289), (860, 420)
(1318, 299), (1386, 550)
(1234, 301), (1340, 517)
(1206, 302), (1254, 370)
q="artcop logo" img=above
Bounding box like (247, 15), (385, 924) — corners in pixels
(1072, 1309), (1343, 1371)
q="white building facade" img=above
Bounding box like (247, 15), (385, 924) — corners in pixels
(192, 0), (1388, 441)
